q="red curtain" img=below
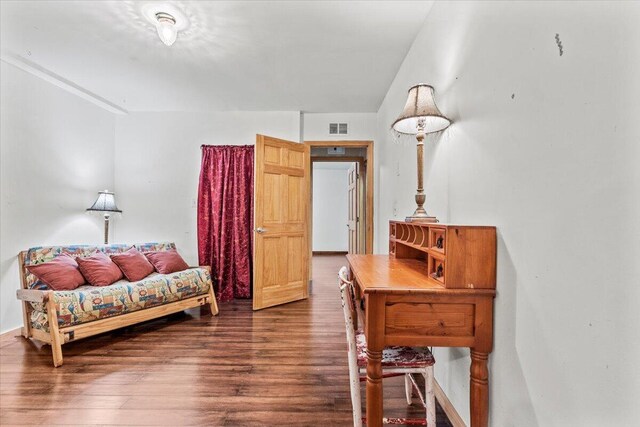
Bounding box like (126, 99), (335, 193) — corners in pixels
(197, 145), (253, 302)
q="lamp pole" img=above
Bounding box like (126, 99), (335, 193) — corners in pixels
(408, 118), (437, 223)
(104, 213), (110, 244)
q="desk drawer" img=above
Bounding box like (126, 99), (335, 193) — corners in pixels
(385, 302), (475, 338)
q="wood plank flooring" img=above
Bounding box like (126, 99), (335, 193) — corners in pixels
(0, 255), (453, 426)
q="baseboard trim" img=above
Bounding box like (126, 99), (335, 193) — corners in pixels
(312, 251), (348, 255)
(434, 379), (467, 427)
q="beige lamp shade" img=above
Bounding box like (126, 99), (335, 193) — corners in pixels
(392, 84), (451, 135)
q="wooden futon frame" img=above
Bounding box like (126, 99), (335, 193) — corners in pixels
(16, 251), (219, 367)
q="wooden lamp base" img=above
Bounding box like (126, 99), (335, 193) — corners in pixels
(406, 188), (438, 223)
(405, 215), (438, 223)
(405, 124), (438, 224)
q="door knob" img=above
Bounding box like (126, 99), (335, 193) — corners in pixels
(256, 227), (267, 234)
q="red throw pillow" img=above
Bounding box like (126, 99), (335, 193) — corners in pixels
(110, 247), (155, 282)
(26, 254), (86, 291)
(76, 251), (124, 287)
(144, 249), (189, 274)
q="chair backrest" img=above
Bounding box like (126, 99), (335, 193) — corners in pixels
(338, 266), (358, 359)
(338, 266), (357, 326)
(338, 266), (363, 427)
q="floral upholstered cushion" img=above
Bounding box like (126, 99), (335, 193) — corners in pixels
(356, 331), (435, 368)
(30, 267), (211, 332)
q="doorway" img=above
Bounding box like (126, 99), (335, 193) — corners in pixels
(311, 161), (355, 255)
(305, 140), (374, 259)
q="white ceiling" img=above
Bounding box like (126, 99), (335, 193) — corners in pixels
(0, 1), (433, 113)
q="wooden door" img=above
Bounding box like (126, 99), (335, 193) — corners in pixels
(347, 163), (359, 254)
(253, 135), (310, 310)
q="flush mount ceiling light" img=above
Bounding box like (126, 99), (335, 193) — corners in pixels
(155, 12), (177, 46)
(142, 3), (190, 47)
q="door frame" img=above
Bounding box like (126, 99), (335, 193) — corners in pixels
(304, 140), (374, 255)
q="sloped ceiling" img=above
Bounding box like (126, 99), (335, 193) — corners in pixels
(1, 1), (433, 112)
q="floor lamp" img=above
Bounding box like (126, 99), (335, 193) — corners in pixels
(392, 84), (451, 223)
(87, 190), (122, 244)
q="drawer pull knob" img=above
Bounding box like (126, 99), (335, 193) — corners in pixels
(430, 263), (444, 280)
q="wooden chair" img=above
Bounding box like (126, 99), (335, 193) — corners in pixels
(338, 266), (436, 426)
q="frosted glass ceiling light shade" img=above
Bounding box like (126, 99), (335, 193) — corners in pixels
(155, 12), (177, 46)
(391, 84), (451, 223)
(142, 4), (189, 47)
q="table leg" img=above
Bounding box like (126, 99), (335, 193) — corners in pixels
(366, 348), (383, 427)
(470, 350), (489, 427)
(365, 294), (386, 427)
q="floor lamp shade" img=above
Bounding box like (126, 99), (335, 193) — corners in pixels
(391, 84), (451, 222)
(87, 190), (121, 244)
(86, 190), (121, 214)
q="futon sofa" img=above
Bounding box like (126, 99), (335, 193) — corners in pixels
(16, 242), (218, 367)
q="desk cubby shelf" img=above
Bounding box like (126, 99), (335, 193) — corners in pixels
(389, 220), (496, 289)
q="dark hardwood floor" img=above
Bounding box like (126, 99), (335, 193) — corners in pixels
(0, 255), (452, 426)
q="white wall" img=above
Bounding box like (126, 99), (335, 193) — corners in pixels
(312, 163), (351, 252)
(303, 112), (376, 141)
(0, 61), (116, 333)
(376, 1), (640, 426)
(113, 111), (300, 265)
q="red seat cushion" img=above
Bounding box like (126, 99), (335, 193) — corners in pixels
(356, 331), (435, 368)
(110, 247), (155, 282)
(26, 254), (86, 291)
(76, 251), (124, 286)
(144, 249), (189, 274)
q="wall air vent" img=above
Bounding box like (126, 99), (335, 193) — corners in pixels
(327, 147), (346, 155)
(329, 123), (348, 135)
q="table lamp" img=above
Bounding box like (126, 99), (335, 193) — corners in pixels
(86, 190), (121, 244)
(392, 84), (451, 222)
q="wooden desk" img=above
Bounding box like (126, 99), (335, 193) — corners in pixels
(347, 254), (495, 427)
